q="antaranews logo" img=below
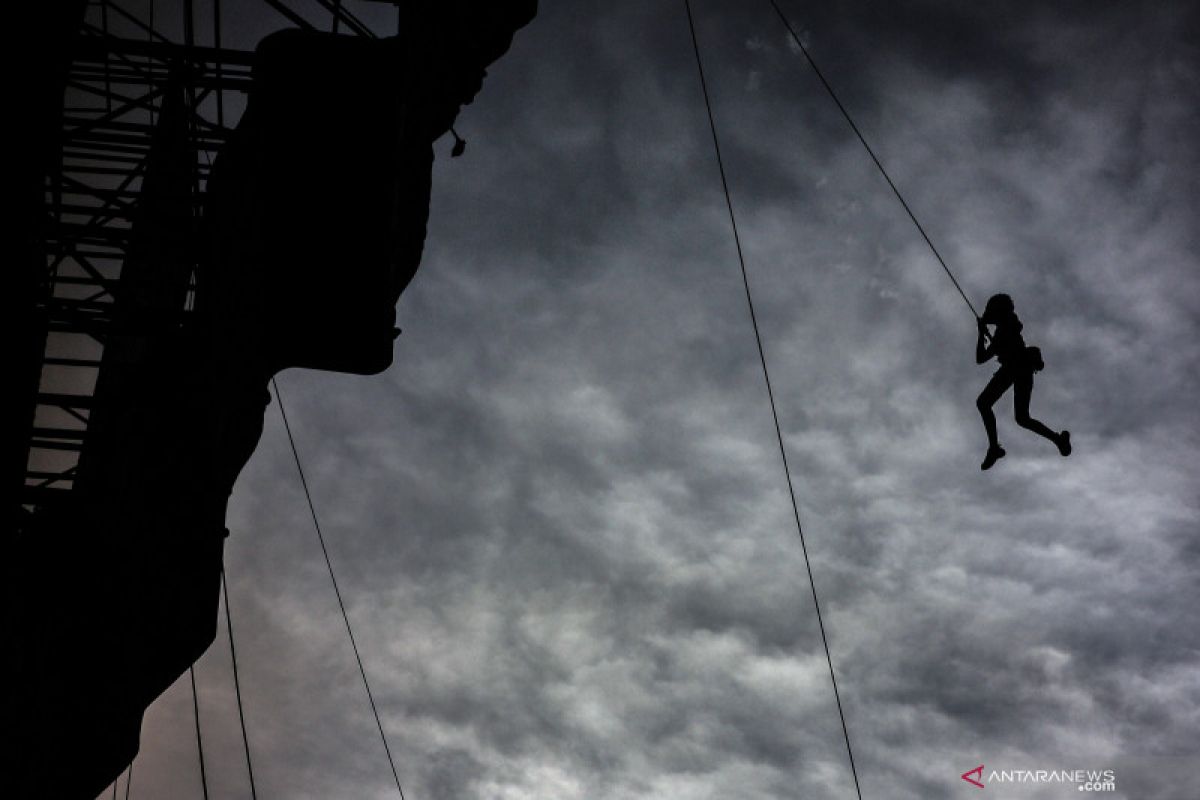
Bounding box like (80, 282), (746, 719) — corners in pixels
(959, 764), (1117, 792)
(961, 765), (985, 788)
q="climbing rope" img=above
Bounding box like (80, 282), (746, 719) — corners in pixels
(222, 567), (259, 799)
(189, 667), (210, 800)
(682, 2), (864, 798)
(109, 761), (133, 800)
(766, 0), (980, 320)
(272, 377), (408, 800)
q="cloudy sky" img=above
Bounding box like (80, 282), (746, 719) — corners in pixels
(103, 1), (1198, 798)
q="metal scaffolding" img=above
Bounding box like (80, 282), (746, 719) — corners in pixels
(21, 0), (381, 515)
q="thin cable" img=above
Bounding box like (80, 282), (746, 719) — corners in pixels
(213, 0), (224, 128)
(683, 3), (864, 798)
(271, 377), (408, 800)
(222, 567), (259, 799)
(767, 0), (979, 320)
(189, 667), (210, 800)
(148, 0), (155, 127)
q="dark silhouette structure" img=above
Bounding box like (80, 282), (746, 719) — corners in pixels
(975, 293), (1071, 470)
(9, 3), (536, 796)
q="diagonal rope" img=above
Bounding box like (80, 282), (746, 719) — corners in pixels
(222, 567), (259, 798)
(272, 377), (408, 800)
(683, 2), (864, 798)
(189, 667), (210, 800)
(767, 0), (979, 320)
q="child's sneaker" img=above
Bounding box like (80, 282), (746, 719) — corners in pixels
(981, 445), (1006, 471)
(1057, 430), (1072, 457)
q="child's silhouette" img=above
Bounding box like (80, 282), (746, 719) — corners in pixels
(975, 293), (1071, 470)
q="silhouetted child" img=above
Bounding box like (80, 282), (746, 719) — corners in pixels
(975, 293), (1071, 470)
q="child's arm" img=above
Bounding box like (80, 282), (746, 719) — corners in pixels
(975, 318), (993, 364)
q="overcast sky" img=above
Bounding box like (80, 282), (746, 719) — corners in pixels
(104, 1), (1198, 798)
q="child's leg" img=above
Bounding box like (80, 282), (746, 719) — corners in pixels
(1013, 373), (1063, 445)
(976, 371), (1012, 450)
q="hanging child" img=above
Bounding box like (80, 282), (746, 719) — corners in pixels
(974, 293), (1072, 470)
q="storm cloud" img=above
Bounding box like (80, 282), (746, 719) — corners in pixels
(111, 1), (1198, 798)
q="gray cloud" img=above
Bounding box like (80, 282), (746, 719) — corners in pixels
(109, 1), (1198, 799)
